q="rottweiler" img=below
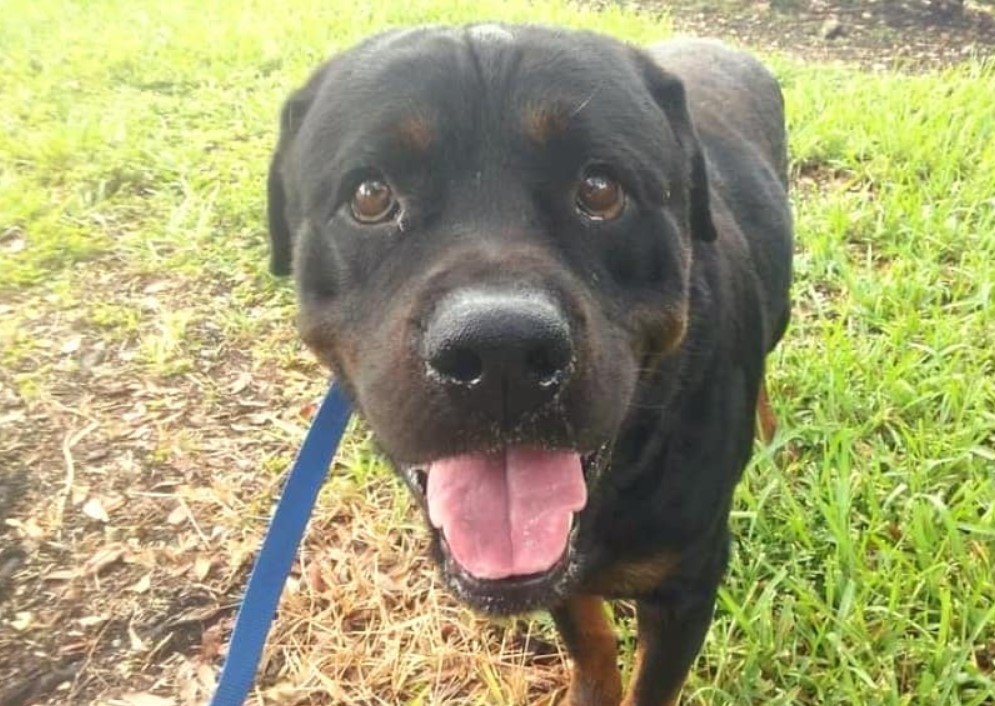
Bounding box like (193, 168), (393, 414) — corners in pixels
(266, 24), (793, 706)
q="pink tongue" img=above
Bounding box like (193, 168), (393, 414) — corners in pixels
(426, 448), (587, 580)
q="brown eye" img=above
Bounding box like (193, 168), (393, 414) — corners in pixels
(576, 170), (624, 220)
(350, 179), (397, 223)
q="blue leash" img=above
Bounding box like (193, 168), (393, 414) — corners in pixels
(209, 382), (352, 706)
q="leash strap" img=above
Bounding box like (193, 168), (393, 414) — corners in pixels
(209, 382), (352, 706)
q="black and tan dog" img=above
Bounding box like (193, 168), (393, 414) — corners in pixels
(267, 24), (793, 706)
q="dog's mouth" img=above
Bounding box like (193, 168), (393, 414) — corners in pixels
(401, 445), (608, 612)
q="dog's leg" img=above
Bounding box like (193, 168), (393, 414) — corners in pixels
(551, 595), (622, 706)
(755, 376), (777, 444)
(620, 592), (717, 706)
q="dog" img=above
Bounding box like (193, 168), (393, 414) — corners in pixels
(266, 24), (793, 706)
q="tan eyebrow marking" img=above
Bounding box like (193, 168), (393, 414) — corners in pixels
(524, 102), (570, 144)
(396, 113), (435, 152)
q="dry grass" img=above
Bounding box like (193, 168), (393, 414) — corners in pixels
(1, 259), (572, 706)
(261, 476), (568, 705)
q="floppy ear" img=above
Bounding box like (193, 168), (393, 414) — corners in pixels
(267, 81), (323, 276)
(632, 51), (717, 242)
(267, 148), (293, 276)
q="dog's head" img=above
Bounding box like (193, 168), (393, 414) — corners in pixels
(268, 24), (715, 614)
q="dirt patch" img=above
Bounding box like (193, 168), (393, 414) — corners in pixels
(650, 0), (995, 69)
(0, 274), (303, 706)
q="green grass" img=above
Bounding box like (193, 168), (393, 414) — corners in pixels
(2, 1), (993, 705)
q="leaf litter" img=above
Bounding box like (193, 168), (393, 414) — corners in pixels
(0, 262), (566, 706)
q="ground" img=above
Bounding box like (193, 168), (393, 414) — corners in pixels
(660, 0), (995, 68)
(1, 1), (993, 705)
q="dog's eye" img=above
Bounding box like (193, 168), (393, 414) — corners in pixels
(350, 179), (397, 224)
(576, 171), (624, 221)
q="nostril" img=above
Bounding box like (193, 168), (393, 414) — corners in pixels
(525, 345), (571, 389)
(430, 346), (484, 385)
(422, 289), (575, 395)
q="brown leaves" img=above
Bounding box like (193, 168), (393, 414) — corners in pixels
(247, 478), (567, 705)
(165, 505), (189, 526)
(109, 694), (176, 706)
(192, 555), (214, 582)
(82, 496), (119, 523)
(10, 611), (34, 631)
(175, 657), (217, 706)
(130, 574), (152, 594)
(0, 255), (565, 705)
(83, 544), (129, 577)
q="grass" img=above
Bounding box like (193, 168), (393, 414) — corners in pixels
(1, 1), (993, 705)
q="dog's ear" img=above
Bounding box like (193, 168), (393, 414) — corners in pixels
(632, 51), (717, 242)
(267, 148), (293, 276)
(267, 81), (323, 276)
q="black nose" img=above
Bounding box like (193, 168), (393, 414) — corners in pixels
(423, 289), (574, 418)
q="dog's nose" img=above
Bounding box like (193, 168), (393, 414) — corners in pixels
(423, 290), (574, 417)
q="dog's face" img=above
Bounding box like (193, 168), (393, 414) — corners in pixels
(269, 25), (716, 614)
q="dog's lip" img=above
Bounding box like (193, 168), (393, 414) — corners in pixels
(401, 465), (428, 498)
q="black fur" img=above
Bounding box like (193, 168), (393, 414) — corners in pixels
(267, 25), (793, 705)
